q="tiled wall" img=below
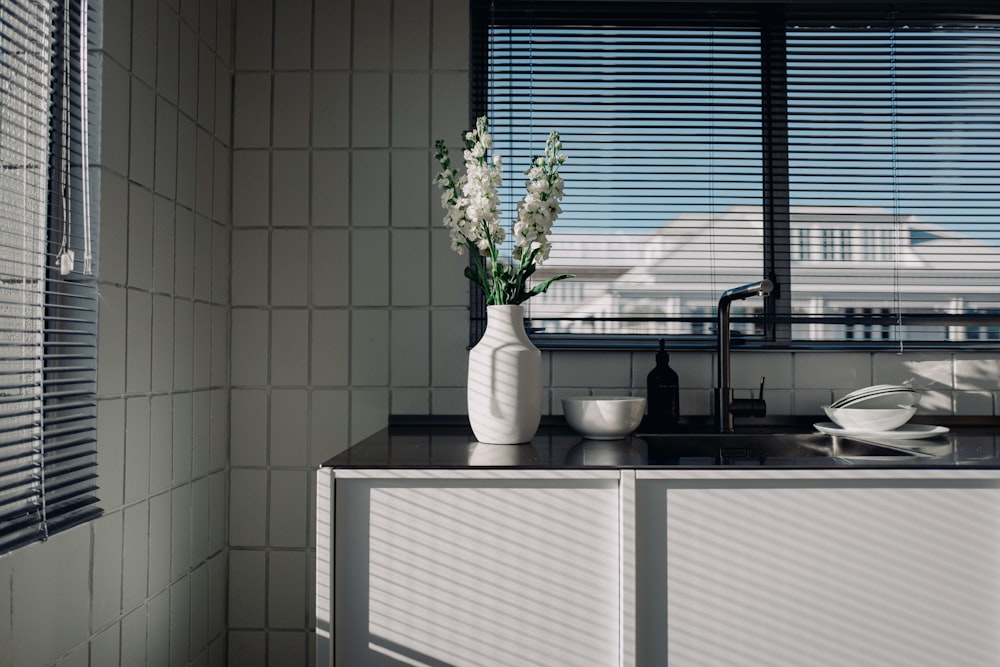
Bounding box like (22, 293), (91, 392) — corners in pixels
(227, 0), (1000, 664)
(0, 0), (233, 665)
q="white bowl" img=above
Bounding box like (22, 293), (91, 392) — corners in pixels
(822, 404), (917, 432)
(562, 396), (646, 440)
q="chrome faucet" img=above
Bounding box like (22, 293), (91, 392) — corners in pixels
(715, 279), (773, 432)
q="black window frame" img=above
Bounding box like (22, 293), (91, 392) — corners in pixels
(469, 0), (1000, 351)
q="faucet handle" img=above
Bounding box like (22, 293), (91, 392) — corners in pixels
(759, 376), (766, 401)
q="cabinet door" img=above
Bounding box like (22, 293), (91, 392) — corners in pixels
(636, 479), (1000, 667)
(334, 475), (621, 667)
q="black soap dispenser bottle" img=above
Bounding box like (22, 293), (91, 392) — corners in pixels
(646, 338), (680, 430)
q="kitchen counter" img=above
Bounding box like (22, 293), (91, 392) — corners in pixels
(321, 418), (1000, 469)
(317, 417), (1000, 666)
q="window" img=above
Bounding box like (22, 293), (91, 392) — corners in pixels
(471, 1), (1000, 348)
(0, 0), (100, 554)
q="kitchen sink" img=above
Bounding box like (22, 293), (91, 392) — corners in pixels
(634, 432), (922, 465)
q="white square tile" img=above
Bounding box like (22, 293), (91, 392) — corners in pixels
(393, 0), (431, 69)
(174, 205), (195, 297)
(212, 221), (230, 304)
(146, 590), (171, 665)
(794, 351), (871, 390)
(551, 351), (632, 389)
(232, 150), (270, 227)
(198, 45), (217, 131)
(268, 633), (307, 666)
(234, 0), (272, 70)
(191, 476), (211, 564)
(311, 72), (350, 148)
(391, 74), (430, 147)
(100, 60), (131, 176)
(351, 151), (390, 226)
(430, 72), (469, 147)
(195, 215), (214, 306)
(124, 396), (151, 503)
(391, 150), (430, 226)
(310, 389), (350, 465)
(956, 390), (993, 417)
(391, 230), (429, 305)
(351, 73), (390, 147)
(228, 631), (266, 667)
(155, 98), (178, 198)
(271, 150), (310, 227)
(213, 139), (231, 224)
(271, 230), (309, 305)
(157, 4), (179, 103)
(89, 623), (120, 667)
(211, 305), (229, 388)
(122, 502), (150, 609)
(350, 389), (390, 441)
(173, 298), (194, 390)
(269, 470), (308, 547)
(310, 309), (349, 385)
(181, 0), (200, 31)
(169, 577), (191, 663)
(229, 468), (267, 546)
(128, 184), (154, 290)
(314, 0), (351, 69)
(209, 471), (227, 554)
(153, 195), (176, 293)
(353, 0), (391, 69)
(194, 301), (213, 389)
(274, 0), (312, 69)
(148, 491), (172, 594)
(351, 229), (389, 305)
(99, 171), (128, 286)
(432, 0), (469, 69)
(196, 129), (216, 221)
(178, 22), (199, 118)
(176, 113), (198, 211)
(97, 285), (127, 396)
(874, 352), (954, 390)
(955, 354), (1000, 391)
(273, 72), (311, 148)
(101, 0), (131, 66)
(233, 73), (272, 149)
(351, 310), (390, 385)
(430, 387), (467, 415)
(430, 227), (468, 307)
(189, 563), (210, 657)
(151, 294), (175, 392)
(269, 388), (309, 466)
(132, 0), (157, 85)
(216, 0), (233, 65)
(391, 309), (430, 386)
(230, 308), (269, 385)
(391, 389), (431, 416)
(90, 513), (123, 628)
(271, 310), (310, 385)
(120, 606), (147, 667)
(730, 351), (792, 392)
(311, 150), (349, 227)
(216, 64), (233, 143)
(171, 484), (192, 578)
(96, 399), (126, 509)
(230, 388), (267, 464)
(229, 550), (266, 628)
(126, 290), (152, 394)
(311, 229), (350, 306)
(431, 308), (469, 386)
(268, 551), (307, 629)
(168, 392), (191, 485)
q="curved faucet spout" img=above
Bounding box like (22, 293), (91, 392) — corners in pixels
(716, 279), (773, 432)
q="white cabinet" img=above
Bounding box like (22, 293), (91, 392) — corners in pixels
(317, 470), (622, 667)
(635, 472), (1000, 667)
(318, 467), (1000, 667)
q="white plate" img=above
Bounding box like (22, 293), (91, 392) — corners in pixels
(813, 422), (950, 440)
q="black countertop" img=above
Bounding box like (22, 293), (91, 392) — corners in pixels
(322, 417), (1000, 470)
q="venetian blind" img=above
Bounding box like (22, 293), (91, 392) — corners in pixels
(0, 0), (100, 555)
(473, 1), (1000, 347)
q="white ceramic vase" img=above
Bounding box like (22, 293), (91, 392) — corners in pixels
(467, 304), (542, 444)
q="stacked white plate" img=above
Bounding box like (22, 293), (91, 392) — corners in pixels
(829, 384), (918, 409)
(816, 384), (949, 440)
